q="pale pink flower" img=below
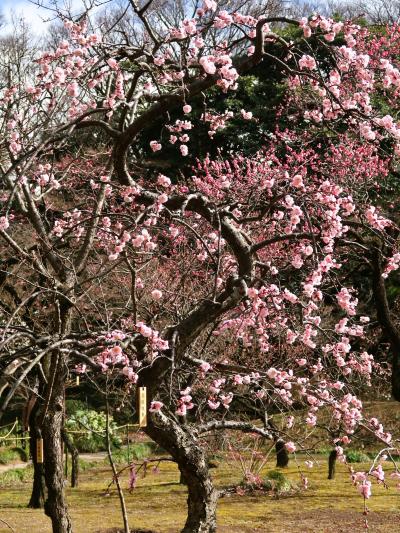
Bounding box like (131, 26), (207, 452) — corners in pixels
(122, 367), (138, 382)
(176, 403), (187, 416)
(107, 58), (118, 69)
(358, 480), (372, 499)
(203, 0), (217, 11)
(353, 471), (367, 482)
(285, 441), (297, 453)
(111, 345), (123, 357)
(154, 56), (165, 66)
(371, 465), (385, 483)
(292, 174), (304, 188)
(208, 399), (220, 410)
(157, 174), (171, 188)
(151, 289), (163, 300)
(67, 82), (79, 97)
(199, 56), (216, 75)
(267, 367), (279, 379)
(0, 216), (9, 231)
(241, 109), (253, 120)
(200, 361), (211, 373)
(299, 54), (317, 70)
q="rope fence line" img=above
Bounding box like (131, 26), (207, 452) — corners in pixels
(0, 423), (142, 444)
(0, 420), (18, 430)
(0, 419), (18, 441)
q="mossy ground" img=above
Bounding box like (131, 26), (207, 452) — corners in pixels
(0, 454), (399, 532)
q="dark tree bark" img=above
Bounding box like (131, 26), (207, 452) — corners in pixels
(328, 449), (337, 480)
(145, 412), (218, 533)
(275, 439), (289, 468)
(371, 248), (400, 401)
(28, 401), (46, 508)
(61, 429), (79, 488)
(41, 299), (73, 533)
(42, 352), (72, 533)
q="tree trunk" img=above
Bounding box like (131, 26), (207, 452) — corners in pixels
(180, 459), (218, 533)
(328, 449), (337, 480)
(28, 387), (45, 508)
(146, 412), (218, 533)
(39, 295), (74, 533)
(62, 429), (79, 488)
(275, 439), (289, 468)
(371, 248), (400, 401)
(28, 432), (45, 509)
(42, 353), (72, 533)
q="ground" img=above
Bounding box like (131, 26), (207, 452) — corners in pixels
(0, 452), (399, 533)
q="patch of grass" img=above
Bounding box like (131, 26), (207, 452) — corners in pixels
(265, 469), (297, 494)
(0, 465), (33, 486)
(0, 456), (398, 532)
(0, 446), (28, 464)
(78, 459), (98, 472)
(107, 442), (161, 465)
(314, 447), (332, 456)
(345, 450), (371, 463)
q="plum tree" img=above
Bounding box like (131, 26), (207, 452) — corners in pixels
(1, 3), (400, 533)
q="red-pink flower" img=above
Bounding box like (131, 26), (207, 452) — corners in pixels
(149, 401), (164, 412)
(150, 140), (162, 152)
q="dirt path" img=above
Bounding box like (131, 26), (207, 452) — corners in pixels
(0, 461), (29, 474)
(0, 451), (107, 474)
(79, 452), (107, 462)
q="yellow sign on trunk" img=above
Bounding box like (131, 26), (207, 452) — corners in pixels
(36, 438), (44, 463)
(138, 387), (147, 427)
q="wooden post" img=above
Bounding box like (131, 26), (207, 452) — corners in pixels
(65, 446), (68, 478)
(126, 425), (130, 463)
(138, 387), (147, 428)
(36, 438), (44, 464)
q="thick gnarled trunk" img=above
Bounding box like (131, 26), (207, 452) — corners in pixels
(146, 412), (218, 533)
(42, 299), (73, 533)
(42, 353), (72, 533)
(28, 409), (46, 508)
(28, 390), (46, 508)
(181, 466), (217, 533)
